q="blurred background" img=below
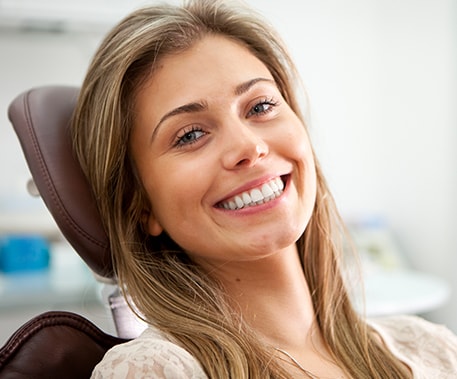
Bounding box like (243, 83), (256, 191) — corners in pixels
(0, 0), (456, 344)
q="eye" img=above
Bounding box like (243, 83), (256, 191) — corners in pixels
(174, 126), (207, 148)
(247, 98), (279, 117)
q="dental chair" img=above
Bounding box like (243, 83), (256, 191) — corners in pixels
(0, 86), (146, 378)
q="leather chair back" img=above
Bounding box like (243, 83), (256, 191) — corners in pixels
(7, 86), (113, 279)
(0, 311), (127, 378)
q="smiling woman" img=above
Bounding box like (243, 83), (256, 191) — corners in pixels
(131, 34), (316, 267)
(71, 0), (457, 378)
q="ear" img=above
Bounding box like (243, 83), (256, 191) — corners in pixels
(141, 211), (164, 237)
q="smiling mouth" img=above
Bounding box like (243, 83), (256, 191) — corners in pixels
(217, 176), (286, 210)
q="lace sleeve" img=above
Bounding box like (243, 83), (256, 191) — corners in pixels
(91, 332), (208, 379)
(370, 315), (457, 378)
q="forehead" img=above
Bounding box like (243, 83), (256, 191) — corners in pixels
(156, 34), (271, 78)
(135, 34), (274, 111)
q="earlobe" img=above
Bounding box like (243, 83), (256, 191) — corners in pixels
(147, 213), (164, 236)
(141, 211), (163, 236)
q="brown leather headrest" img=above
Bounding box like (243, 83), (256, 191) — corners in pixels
(8, 86), (113, 278)
(0, 311), (127, 378)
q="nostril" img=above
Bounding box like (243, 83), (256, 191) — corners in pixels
(236, 158), (251, 167)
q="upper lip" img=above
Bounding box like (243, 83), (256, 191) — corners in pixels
(214, 173), (289, 206)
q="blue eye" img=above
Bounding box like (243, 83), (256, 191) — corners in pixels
(248, 98), (278, 117)
(175, 127), (207, 147)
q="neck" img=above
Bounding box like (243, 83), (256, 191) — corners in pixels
(211, 244), (317, 350)
(200, 245), (347, 377)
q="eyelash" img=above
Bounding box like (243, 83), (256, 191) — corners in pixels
(247, 97), (279, 117)
(174, 125), (207, 148)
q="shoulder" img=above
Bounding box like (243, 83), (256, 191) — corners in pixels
(91, 327), (208, 379)
(369, 314), (457, 347)
(369, 315), (457, 378)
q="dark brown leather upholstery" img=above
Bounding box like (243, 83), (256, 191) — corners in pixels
(1, 87), (127, 377)
(7, 86), (113, 279)
(0, 311), (128, 378)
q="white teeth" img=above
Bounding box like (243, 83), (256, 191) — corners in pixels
(270, 180), (279, 193)
(276, 177), (284, 191)
(219, 177), (285, 210)
(242, 192), (251, 204)
(261, 183), (274, 198)
(234, 196), (244, 208)
(250, 188), (263, 203)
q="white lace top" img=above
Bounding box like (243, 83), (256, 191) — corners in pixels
(91, 315), (457, 378)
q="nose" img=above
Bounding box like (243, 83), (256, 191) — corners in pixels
(221, 121), (269, 169)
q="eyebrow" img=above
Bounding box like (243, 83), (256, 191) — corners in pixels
(151, 77), (275, 141)
(234, 77), (275, 96)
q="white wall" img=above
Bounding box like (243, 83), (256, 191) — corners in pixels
(0, 0), (456, 330)
(0, 27), (106, 233)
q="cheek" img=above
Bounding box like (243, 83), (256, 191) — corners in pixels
(282, 122), (315, 172)
(291, 128), (317, 206)
(145, 164), (209, 229)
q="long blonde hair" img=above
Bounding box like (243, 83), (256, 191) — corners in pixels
(72, 1), (411, 378)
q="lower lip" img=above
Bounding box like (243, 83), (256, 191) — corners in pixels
(214, 176), (290, 215)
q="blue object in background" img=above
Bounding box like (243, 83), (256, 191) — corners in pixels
(0, 235), (50, 274)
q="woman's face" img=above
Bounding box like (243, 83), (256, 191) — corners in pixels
(131, 35), (316, 269)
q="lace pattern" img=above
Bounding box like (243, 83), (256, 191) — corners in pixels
(92, 315), (457, 378)
(91, 328), (207, 379)
(369, 315), (457, 378)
